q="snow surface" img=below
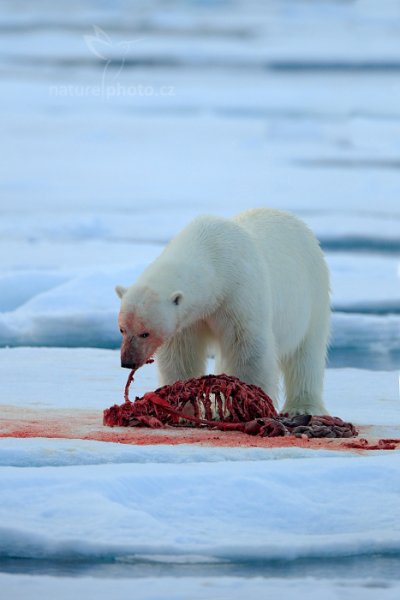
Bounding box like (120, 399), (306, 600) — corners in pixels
(2, 574), (400, 600)
(1, 0), (400, 597)
(1, 454), (400, 563)
(0, 348), (398, 423)
(0, 348), (399, 567)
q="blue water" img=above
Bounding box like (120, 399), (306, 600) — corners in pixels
(2, 554), (400, 581)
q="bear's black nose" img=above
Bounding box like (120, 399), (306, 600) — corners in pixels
(121, 361), (136, 370)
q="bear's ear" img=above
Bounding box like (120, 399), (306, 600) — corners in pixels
(171, 291), (183, 306)
(115, 285), (128, 299)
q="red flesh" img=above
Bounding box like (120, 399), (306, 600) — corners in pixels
(103, 370), (358, 440)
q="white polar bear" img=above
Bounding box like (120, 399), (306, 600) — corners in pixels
(116, 208), (331, 415)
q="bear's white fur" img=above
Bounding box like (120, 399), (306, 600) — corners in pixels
(116, 208), (331, 415)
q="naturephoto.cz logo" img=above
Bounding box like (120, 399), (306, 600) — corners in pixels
(49, 26), (176, 99)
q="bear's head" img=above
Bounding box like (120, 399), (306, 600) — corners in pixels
(115, 284), (183, 370)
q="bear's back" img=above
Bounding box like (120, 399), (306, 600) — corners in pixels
(232, 208), (330, 342)
(233, 208), (328, 280)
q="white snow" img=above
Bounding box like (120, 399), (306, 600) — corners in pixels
(2, 574), (400, 600)
(0, 347), (399, 566)
(0, 347), (398, 421)
(1, 453), (400, 563)
(1, 0), (400, 596)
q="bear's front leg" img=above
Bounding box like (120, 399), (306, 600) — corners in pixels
(224, 351), (279, 409)
(216, 334), (279, 409)
(208, 306), (279, 407)
(156, 323), (209, 386)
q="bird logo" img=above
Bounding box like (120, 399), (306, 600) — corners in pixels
(84, 25), (140, 84)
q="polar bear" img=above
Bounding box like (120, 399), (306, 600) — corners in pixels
(115, 208), (331, 415)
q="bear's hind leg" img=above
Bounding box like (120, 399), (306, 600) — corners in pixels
(156, 322), (209, 386)
(281, 329), (329, 416)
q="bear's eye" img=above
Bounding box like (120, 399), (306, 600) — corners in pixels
(139, 332), (150, 339)
(119, 328), (125, 335)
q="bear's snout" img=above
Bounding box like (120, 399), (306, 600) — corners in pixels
(120, 339), (140, 370)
